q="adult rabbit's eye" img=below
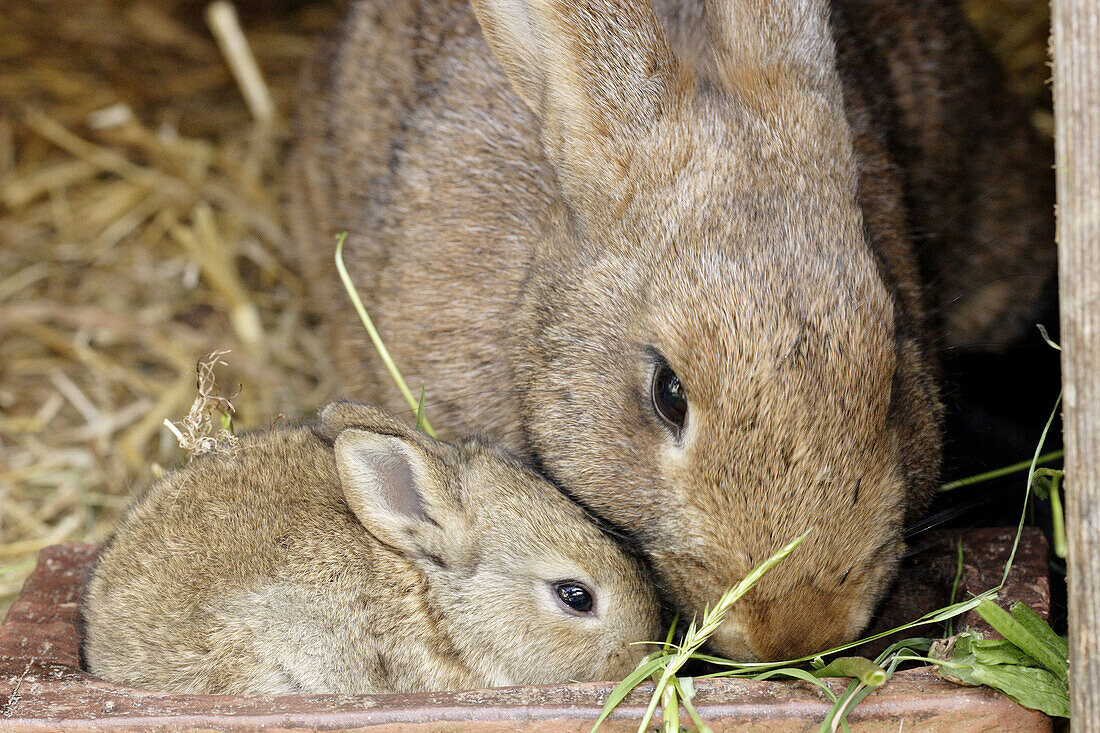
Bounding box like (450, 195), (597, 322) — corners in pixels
(651, 358), (687, 435)
(553, 581), (594, 615)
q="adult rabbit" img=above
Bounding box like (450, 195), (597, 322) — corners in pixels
(288, 0), (1052, 660)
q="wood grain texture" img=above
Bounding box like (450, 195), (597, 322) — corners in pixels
(1053, 0), (1100, 728)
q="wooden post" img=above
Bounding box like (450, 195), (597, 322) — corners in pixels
(1053, 0), (1100, 727)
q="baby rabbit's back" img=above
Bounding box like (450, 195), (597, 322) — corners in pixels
(82, 425), (426, 694)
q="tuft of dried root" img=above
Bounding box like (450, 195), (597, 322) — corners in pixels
(163, 350), (241, 458)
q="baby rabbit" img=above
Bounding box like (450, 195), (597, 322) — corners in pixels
(288, 0), (1053, 660)
(82, 403), (660, 694)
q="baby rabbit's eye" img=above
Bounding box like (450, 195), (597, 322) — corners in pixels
(552, 581), (595, 615)
(651, 357), (687, 436)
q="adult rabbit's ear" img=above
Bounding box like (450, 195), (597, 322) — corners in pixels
(704, 0), (841, 94)
(334, 429), (464, 564)
(469, 0), (688, 205)
(703, 0), (850, 142)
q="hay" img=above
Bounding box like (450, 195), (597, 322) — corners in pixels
(962, 0), (1055, 136)
(0, 0), (343, 614)
(0, 0), (1050, 616)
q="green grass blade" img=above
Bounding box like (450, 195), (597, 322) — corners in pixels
(938, 450), (1063, 492)
(589, 655), (666, 733)
(970, 663), (1069, 718)
(946, 540), (964, 637)
(971, 638), (1042, 667)
(820, 641), (935, 733)
(819, 679), (862, 733)
(975, 599), (1067, 683)
(751, 668), (839, 704)
(414, 384), (427, 433)
(1036, 324), (1062, 351)
(672, 677), (714, 733)
(900, 653), (968, 668)
(635, 684), (665, 733)
(812, 657), (888, 687)
(334, 232), (437, 438)
(825, 643), (929, 733)
(1047, 472), (1067, 558)
(1010, 602), (1069, 662)
(660, 684), (678, 733)
(1000, 392), (1061, 588)
(663, 615), (679, 652)
(874, 638), (933, 661)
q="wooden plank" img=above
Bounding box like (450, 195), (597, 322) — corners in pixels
(1053, 0), (1100, 728)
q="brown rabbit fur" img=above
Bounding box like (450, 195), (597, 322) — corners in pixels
(83, 403), (660, 693)
(287, 0), (1053, 660)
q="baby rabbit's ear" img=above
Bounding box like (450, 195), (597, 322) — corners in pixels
(334, 429), (457, 556)
(470, 0), (684, 205)
(320, 401), (418, 441)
